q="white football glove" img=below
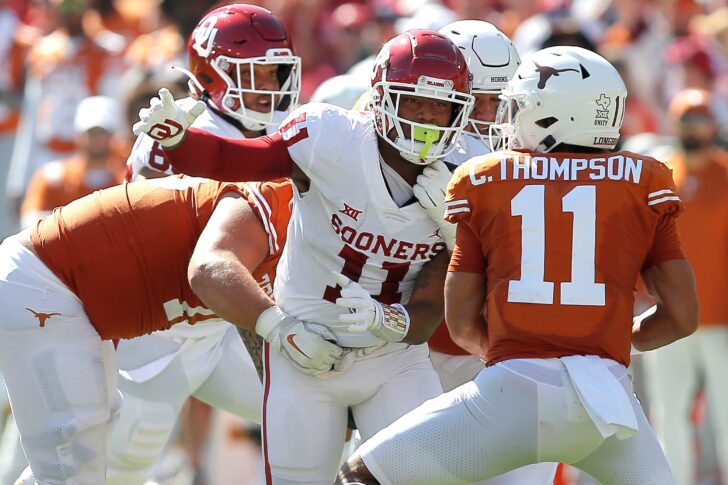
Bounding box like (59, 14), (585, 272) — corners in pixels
(413, 160), (457, 250)
(334, 272), (410, 343)
(132, 88), (205, 148)
(255, 306), (344, 375)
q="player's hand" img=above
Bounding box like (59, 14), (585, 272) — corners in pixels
(132, 88), (205, 148)
(255, 306), (344, 375)
(334, 272), (409, 343)
(413, 161), (457, 250)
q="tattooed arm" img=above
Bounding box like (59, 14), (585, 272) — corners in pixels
(399, 248), (449, 345)
(237, 327), (264, 382)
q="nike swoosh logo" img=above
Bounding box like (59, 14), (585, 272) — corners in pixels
(286, 334), (310, 358)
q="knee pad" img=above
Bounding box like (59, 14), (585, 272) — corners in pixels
(107, 394), (177, 479)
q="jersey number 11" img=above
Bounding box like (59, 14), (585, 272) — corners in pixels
(508, 184), (605, 306)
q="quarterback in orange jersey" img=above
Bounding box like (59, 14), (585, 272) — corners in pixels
(428, 20), (558, 485)
(0, 175), (343, 484)
(338, 47), (698, 485)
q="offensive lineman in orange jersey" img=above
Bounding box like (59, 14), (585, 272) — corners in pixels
(0, 175), (347, 484)
(338, 47), (698, 485)
(108, 6), (304, 481)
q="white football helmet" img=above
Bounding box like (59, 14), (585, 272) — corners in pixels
(439, 20), (520, 143)
(492, 46), (627, 152)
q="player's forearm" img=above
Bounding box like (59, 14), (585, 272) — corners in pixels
(189, 258), (274, 331)
(400, 300), (443, 345)
(444, 271), (489, 357)
(400, 250), (448, 344)
(632, 304), (697, 351)
(448, 318), (488, 357)
(634, 259), (699, 351)
(164, 128), (294, 182)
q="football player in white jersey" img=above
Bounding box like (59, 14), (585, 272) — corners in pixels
(106, 5), (301, 483)
(133, 29), (475, 484)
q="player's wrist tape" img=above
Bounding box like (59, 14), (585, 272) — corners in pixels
(255, 306), (287, 348)
(380, 303), (410, 342)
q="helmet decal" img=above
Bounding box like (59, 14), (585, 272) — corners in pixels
(186, 5), (301, 131)
(533, 62), (580, 89)
(192, 16), (219, 59)
(492, 46), (627, 152)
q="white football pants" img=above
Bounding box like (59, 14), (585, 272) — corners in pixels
(429, 351), (558, 485)
(0, 234), (121, 485)
(360, 357), (674, 485)
(106, 323), (262, 484)
(263, 341), (443, 485)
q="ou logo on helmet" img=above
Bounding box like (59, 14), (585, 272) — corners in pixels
(193, 16), (219, 58)
(372, 43), (390, 82)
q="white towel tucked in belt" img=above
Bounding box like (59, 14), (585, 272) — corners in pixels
(562, 355), (638, 440)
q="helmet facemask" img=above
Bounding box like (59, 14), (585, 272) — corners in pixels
(464, 89), (504, 148)
(489, 93), (526, 152)
(371, 81), (474, 165)
(210, 48), (301, 131)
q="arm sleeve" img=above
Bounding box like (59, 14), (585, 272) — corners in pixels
(449, 221), (486, 274)
(646, 159), (683, 218)
(242, 180), (293, 258)
(643, 215), (685, 269)
(162, 129), (294, 182)
(641, 158), (685, 269)
(443, 163), (473, 224)
(278, 103), (351, 186)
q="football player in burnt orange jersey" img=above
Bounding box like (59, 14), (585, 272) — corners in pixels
(337, 46), (698, 485)
(108, 5), (304, 482)
(0, 174), (344, 484)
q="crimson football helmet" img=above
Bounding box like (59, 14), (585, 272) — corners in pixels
(181, 4), (301, 131)
(369, 29), (474, 165)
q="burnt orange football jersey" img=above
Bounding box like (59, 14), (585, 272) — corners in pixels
(20, 154), (126, 227)
(668, 152), (728, 326)
(445, 150), (685, 366)
(30, 176), (292, 340)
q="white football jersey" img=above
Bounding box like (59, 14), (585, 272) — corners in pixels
(126, 97), (287, 180)
(275, 103), (447, 347)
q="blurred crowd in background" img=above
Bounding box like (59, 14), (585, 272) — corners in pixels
(1, 0), (728, 484)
